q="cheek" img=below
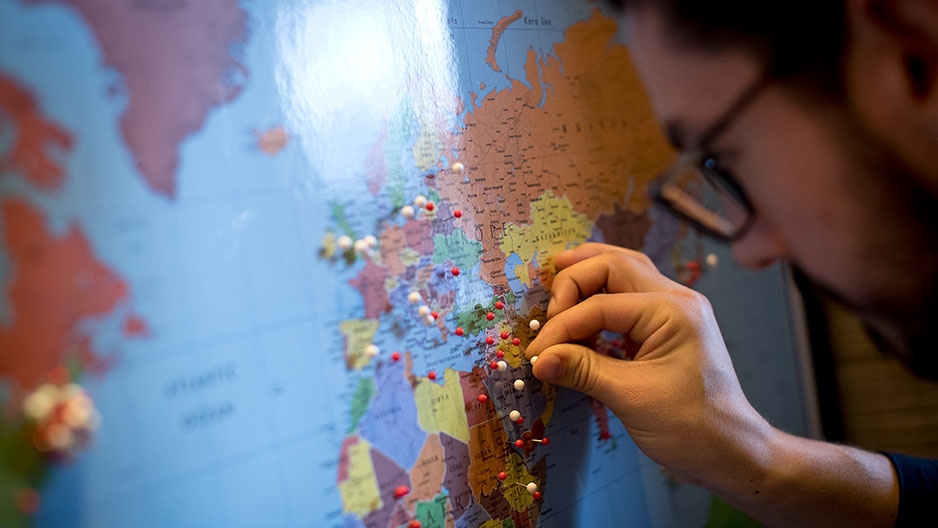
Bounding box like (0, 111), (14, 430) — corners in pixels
(736, 95), (868, 286)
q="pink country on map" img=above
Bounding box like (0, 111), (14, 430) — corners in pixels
(31, 0), (250, 198)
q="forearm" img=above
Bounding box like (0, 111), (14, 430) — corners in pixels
(709, 426), (900, 528)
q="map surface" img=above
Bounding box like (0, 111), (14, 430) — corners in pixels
(0, 1), (814, 526)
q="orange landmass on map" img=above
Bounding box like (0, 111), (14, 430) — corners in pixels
(0, 200), (131, 395)
(485, 10), (523, 72)
(467, 416), (509, 501)
(438, 10), (675, 285)
(36, 0), (249, 198)
(404, 434), (445, 511)
(0, 75), (73, 191)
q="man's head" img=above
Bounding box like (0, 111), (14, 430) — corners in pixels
(613, 1), (938, 375)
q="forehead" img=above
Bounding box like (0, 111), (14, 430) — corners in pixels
(623, 7), (762, 146)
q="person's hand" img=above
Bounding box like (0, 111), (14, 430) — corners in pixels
(526, 242), (773, 487)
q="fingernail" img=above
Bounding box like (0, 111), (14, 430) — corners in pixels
(534, 354), (562, 382)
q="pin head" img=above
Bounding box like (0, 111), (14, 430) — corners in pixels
(495, 350), (505, 358)
(418, 305), (430, 316)
(511, 337), (521, 346)
(497, 471), (508, 481)
(486, 336), (495, 345)
(365, 344), (379, 358)
(489, 361), (500, 370)
(455, 327), (465, 336)
(414, 195), (428, 208)
(408, 292), (421, 304)
(526, 482), (538, 493)
(509, 410), (521, 422)
(409, 520), (422, 528)
(533, 491), (542, 500)
(514, 439), (524, 448)
(336, 235), (353, 250)
(453, 209), (462, 218)
(425, 202), (435, 212)
(495, 301), (504, 310)
(513, 379), (525, 391)
(500, 331), (510, 340)
(497, 361), (507, 372)
(451, 267), (460, 276)
(394, 485), (410, 499)
(452, 162), (464, 174)
(477, 394), (488, 403)
(428, 371), (437, 380)
(391, 352), (401, 362)
(486, 312), (494, 321)
(529, 320), (540, 331)
(430, 311), (439, 319)
(530, 355), (539, 365)
(401, 205), (415, 219)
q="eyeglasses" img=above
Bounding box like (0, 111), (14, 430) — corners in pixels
(652, 76), (770, 241)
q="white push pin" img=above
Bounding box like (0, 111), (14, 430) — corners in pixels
(414, 195), (428, 208)
(526, 482), (538, 494)
(424, 314), (435, 325)
(529, 320), (540, 331)
(336, 235), (353, 250)
(401, 205), (415, 219)
(365, 344), (379, 358)
(353, 239), (370, 254)
(513, 379), (525, 391)
(408, 292), (422, 304)
(497, 361), (508, 372)
(530, 355), (539, 365)
(706, 253), (719, 268)
(509, 410), (521, 422)
(363, 235), (377, 248)
(451, 162), (464, 174)
(418, 305), (430, 316)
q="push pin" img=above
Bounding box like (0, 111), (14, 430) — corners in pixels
(500, 331), (510, 340)
(486, 312), (495, 321)
(418, 305), (430, 317)
(495, 350), (505, 359)
(486, 336), (495, 345)
(401, 205), (415, 219)
(409, 521), (422, 528)
(515, 482), (538, 494)
(533, 491), (542, 500)
(514, 439), (525, 448)
(706, 253), (719, 268)
(529, 320), (540, 331)
(408, 292), (422, 304)
(509, 410), (522, 422)
(452, 162), (464, 174)
(428, 371), (437, 380)
(477, 394), (488, 403)
(513, 379), (525, 391)
(363, 235), (377, 248)
(489, 361), (500, 370)
(495, 301), (504, 310)
(530, 355), (539, 365)
(391, 352), (401, 362)
(430, 311), (439, 320)
(425, 202), (435, 212)
(353, 239), (370, 254)
(512, 337), (521, 346)
(455, 327), (465, 336)
(394, 485), (410, 499)
(497, 361), (507, 372)
(453, 209), (462, 218)
(497, 471), (508, 481)
(336, 235), (353, 250)
(532, 437), (550, 445)
(414, 195), (428, 208)
(365, 344), (379, 358)
(451, 267), (460, 277)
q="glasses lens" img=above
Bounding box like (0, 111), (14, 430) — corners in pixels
(658, 159), (751, 239)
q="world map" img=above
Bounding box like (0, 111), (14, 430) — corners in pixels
(0, 1), (812, 527)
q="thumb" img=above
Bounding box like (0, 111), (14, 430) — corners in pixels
(532, 343), (630, 403)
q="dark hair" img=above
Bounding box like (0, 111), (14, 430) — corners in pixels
(607, 0), (847, 99)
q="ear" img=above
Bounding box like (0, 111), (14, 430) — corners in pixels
(844, 0), (938, 180)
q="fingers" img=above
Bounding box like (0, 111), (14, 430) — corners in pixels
(547, 248), (674, 318)
(530, 293), (668, 360)
(530, 342), (630, 404)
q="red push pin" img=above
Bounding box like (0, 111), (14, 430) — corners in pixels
(489, 361), (500, 370)
(516, 416), (524, 425)
(426, 202), (435, 211)
(514, 439), (525, 448)
(532, 437), (550, 445)
(428, 371), (437, 380)
(497, 471), (508, 481)
(512, 337), (521, 346)
(394, 485), (410, 499)
(486, 336), (496, 345)
(477, 394), (488, 403)
(495, 350), (505, 359)
(453, 209), (462, 218)
(600, 431), (612, 440)
(451, 267), (460, 276)
(391, 352), (401, 361)
(500, 331), (510, 340)
(455, 327), (465, 336)
(532, 491), (542, 500)
(430, 311), (439, 319)
(486, 312), (495, 321)
(409, 521), (422, 528)
(495, 301), (504, 310)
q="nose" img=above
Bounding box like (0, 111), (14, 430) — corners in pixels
(731, 219), (787, 269)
